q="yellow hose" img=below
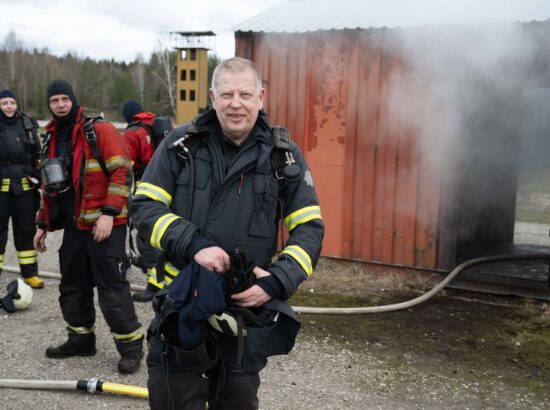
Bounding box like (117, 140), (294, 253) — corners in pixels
(101, 382), (148, 398)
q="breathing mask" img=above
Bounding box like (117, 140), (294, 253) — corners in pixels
(41, 157), (70, 196)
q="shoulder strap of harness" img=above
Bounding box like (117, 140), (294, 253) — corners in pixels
(168, 125), (203, 168)
(128, 120), (153, 134)
(19, 113), (38, 147)
(83, 114), (110, 177)
(271, 126), (300, 198)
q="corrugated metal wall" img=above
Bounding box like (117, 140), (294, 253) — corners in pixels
(236, 29), (442, 269)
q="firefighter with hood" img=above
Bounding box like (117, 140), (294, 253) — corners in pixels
(121, 99), (164, 302)
(131, 57), (324, 408)
(0, 89), (42, 289)
(33, 80), (144, 373)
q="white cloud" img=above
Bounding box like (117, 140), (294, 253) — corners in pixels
(2, 0), (281, 61)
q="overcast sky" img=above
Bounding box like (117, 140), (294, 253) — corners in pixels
(2, 0), (281, 61)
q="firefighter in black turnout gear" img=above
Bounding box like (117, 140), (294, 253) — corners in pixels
(0, 89), (42, 289)
(131, 57), (324, 409)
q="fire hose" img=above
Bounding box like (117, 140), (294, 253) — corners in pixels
(4, 253), (549, 314)
(0, 377), (147, 398)
(1, 254), (547, 400)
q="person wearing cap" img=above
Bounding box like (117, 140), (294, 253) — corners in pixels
(33, 80), (144, 373)
(121, 99), (164, 302)
(0, 89), (43, 289)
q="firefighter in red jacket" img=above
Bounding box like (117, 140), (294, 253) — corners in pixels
(122, 99), (163, 302)
(33, 80), (144, 373)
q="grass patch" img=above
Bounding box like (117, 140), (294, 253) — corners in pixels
(516, 168), (550, 223)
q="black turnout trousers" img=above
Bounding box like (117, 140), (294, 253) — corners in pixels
(58, 223), (140, 339)
(0, 189), (39, 277)
(147, 334), (263, 410)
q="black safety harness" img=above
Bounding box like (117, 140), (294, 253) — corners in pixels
(83, 115), (110, 177)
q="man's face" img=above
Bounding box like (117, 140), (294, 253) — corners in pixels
(210, 69), (264, 145)
(49, 94), (73, 117)
(0, 97), (17, 118)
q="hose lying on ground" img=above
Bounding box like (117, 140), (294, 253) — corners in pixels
(0, 377), (148, 398)
(3, 266), (144, 293)
(4, 253), (549, 314)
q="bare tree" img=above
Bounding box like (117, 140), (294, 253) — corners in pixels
(2, 30), (32, 110)
(3, 30), (23, 86)
(153, 32), (176, 117)
(131, 53), (146, 103)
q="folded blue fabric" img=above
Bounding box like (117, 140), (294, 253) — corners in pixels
(168, 261), (227, 348)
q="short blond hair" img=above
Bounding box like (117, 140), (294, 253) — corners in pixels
(211, 57), (262, 97)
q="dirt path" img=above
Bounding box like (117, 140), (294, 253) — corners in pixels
(0, 230), (549, 409)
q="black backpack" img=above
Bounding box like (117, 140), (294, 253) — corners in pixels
(128, 117), (174, 150)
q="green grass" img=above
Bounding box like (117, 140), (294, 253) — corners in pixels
(515, 168), (550, 224)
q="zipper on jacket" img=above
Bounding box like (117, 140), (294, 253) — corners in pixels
(238, 174), (244, 195)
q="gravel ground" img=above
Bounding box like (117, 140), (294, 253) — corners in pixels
(0, 224), (549, 409)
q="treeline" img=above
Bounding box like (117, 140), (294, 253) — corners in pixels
(0, 31), (220, 122)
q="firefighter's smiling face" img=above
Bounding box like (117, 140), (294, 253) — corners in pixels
(210, 68), (264, 146)
(0, 97), (17, 118)
(49, 94), (73, 117)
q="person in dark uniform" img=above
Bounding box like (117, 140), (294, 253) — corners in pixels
(132, 57), (324, 409)
(33, 80), (144, 373)
(0, 89), (42, 289)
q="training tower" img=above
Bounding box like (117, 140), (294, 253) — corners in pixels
(171, 31), (216, 124)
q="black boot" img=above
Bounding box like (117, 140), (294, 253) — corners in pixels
(118, 346), (144, 373)
(46, 333), (96, 358)
(132, 284), (159, 303)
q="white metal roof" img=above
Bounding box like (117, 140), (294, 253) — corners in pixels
(234, 0), (550, 33)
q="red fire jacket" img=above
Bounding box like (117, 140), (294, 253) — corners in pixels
(123, 112), (155, 177)
(37, 107), (132, 231)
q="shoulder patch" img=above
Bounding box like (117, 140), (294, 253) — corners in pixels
(304, 169), (314, 187)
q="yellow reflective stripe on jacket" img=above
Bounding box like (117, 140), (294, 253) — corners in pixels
(112, 328), (143, 343)
(1, 178), (36, 192)
(163, 262), (180, 285)
(67, 325), (95, 334)
(86, 156), (131, 173)
(85, 159), (104, 173)
(21, 178), (34, 191)
(135, 182), (172, 207)
(146, 267), (165, 289)
(281, 245), (313, 276)
(107, 183), (131, 196)
(17, 250), (38, 264)
(105, 155), (132, 171)
(1, 178), (10, 192)
(284, 205), (322, 232)
(79, 207), (128, 222)
(151, 213), (181, 249)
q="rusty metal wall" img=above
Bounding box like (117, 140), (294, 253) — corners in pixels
(236, 29), (441, 269)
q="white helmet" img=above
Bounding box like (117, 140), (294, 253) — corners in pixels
(0, 278), (33, 313)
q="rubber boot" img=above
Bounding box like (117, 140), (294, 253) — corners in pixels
(117, 336), (144, 374)
(24, 276), (44, 289)
(46, 333), (96, 358)
(132, 283), (159, 303)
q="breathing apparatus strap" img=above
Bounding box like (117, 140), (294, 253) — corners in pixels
(272, 126), (291, 193)
(19, 113), (38, 147)
(83, 115), (110, 178)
